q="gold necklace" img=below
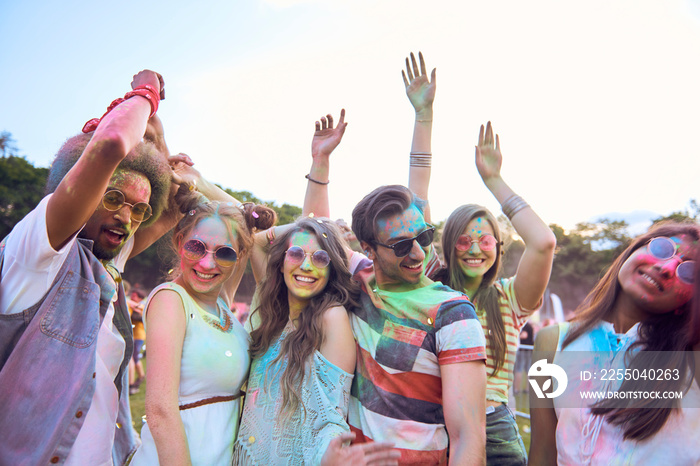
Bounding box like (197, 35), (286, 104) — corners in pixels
(200, 302), (233, 333)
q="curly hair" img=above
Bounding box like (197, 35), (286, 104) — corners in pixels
(249, 217), (359, 420)
(45, 132), (172, 227)
(566, 221), (700, 441)
(431, 204), (506, 377)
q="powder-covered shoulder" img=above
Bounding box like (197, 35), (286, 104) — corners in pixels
(434, 294), (479, 328)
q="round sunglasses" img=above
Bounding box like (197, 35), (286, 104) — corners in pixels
(647, 237), (694, 284)
(375, 226), (435, 258)
(102, 190), (153, 223)
(285, 246), (331, 268)
(456, 234), (498, 252)
(182, 239), (238, 267)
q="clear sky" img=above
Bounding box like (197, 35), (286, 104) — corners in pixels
(2, 0), (699, 232)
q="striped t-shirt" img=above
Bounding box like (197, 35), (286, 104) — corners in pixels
(347, 254), (486, 465)
(478, 277), (537, 403)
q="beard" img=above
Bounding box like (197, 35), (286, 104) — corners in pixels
(78, 229), (124, 261)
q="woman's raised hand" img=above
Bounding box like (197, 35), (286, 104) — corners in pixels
(402, 51), (436, 116)
(475, 121), (503, 183)
(312, 109), (348, 159)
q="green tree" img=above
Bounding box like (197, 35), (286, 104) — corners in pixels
(546, 219), (632, 313)
(651, 199), (698, 224)
(0, 133), (49, 239)
(0, 131), (18, 157)
(223, 188), (302, 225)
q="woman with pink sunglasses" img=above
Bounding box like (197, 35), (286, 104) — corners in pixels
(402, 51), (556, 465)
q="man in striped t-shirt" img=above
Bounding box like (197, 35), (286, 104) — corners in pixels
(349, 185), (487, 465)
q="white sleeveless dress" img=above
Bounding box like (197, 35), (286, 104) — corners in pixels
(131, 282), (250, 465)
(553, 321), (700, 465)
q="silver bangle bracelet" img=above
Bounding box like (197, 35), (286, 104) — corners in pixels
(410, 155), (432, 167)
(502, 194), (530, 220)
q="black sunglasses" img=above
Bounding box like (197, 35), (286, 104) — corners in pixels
(375, 225), (435, 258)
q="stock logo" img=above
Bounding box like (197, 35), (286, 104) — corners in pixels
(528, 359), (568, 399)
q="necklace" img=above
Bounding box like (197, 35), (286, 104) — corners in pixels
(200, 302), (234, 333)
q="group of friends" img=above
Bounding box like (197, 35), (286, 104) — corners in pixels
(0, 52), (698, 465)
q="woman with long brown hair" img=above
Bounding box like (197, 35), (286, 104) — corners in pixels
(529, 221), (700, 465)
(233, 112), (398, 465)
(402, 52), (556, 464)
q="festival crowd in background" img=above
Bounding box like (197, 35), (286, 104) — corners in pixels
(1, 52), (699, 466)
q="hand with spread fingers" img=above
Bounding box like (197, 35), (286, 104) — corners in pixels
(475, 121), (503, 184)
(312, 109), (348, 159)
(303, 109), (347, 217)
(321, 432), (400, 466)
(404, 51), (435, 222)
(402, 51), (436, 118)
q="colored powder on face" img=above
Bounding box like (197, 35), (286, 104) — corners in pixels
(377, 204), (426, 241)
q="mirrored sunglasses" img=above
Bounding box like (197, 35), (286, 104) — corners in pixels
(182, 239), (238, 267)
(456, 234), (498, 252)
(102, 190), (152, 223)
(285, 246), (331, 268)
(647, 237), (694, 284)
(375, 226), (435, 258)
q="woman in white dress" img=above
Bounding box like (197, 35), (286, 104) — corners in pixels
(130, 184), (275, 465)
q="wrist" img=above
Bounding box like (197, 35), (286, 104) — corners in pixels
(311, 152), (331, 162)
(483, 176), (506, 193)
(415, 108), (433, 121)
(309, 157), (330, 172)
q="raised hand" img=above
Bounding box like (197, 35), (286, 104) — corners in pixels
(320, 432), (400, 466)
(131, 69), (165, 99)
(475, 121), (503, 183)
(402, 51), (436, 116)
(311, 109), (348, 159)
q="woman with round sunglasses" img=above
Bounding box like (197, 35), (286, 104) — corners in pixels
(233, 110), (398, 465)
(403, 52), (556, 464)
(131, 184), (276, 466)
(529, 222), (700, 465)
(234, 217), (397, 465)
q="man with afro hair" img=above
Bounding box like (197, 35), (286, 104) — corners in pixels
(0, 69), (221, 465)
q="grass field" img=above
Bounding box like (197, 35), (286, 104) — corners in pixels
(128, 366), (147, 435)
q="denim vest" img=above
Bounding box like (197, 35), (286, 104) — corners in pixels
(0, 238), (139, 465)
